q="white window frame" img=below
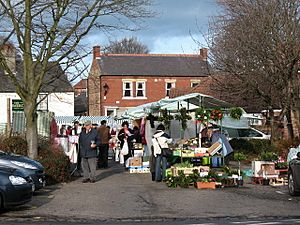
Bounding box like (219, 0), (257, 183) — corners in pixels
(37, 94), (48, 111)
(105, 107), (117, 117)
(191, 82), (200, 88)
(165, 82), (175, 97)
(136, 81), (146, 98)
(123, 81), (133, 98)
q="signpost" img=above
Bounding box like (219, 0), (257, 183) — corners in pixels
(12, 99), (24, 111)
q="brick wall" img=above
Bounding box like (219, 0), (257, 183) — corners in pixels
(98, 76), (207, 116)
(88, 60), (101, 116)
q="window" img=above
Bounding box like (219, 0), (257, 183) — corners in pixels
(136, 81), (145, 97)
(191, 82), (200, 88)
(37, 94), (48, 111)
(123, 82), (132, 97)
(166, 82), (175, 96)
(106, 108), (117, 117)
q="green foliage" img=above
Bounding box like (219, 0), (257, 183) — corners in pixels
(0, 135), (28, 155)
(173, 161), (193, 168)
(229, 138), (271, 155)
(229, 107), (243, 120)
(158, 109), (174, 130)
(165, 171), (193, 188)
(259, 151), (278, 161)
(275, 162), (288, 169)
(250, 139), (272, 154)
(233, 152), (247, 161)
(175, 108), (192, 130)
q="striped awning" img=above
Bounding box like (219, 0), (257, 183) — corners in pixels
(55, 116), (131, 127)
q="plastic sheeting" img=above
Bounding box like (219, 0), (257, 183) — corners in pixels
(123, 93), (233, 119)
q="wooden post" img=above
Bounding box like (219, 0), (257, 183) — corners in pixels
(7, 98), (11, 133)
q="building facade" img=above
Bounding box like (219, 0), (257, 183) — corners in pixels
(88, 46), (211, 117)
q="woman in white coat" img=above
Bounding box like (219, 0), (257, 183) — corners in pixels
(152, 124), (172, 182)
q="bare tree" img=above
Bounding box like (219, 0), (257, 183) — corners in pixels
(0, 0), (153, 159)
(104, 37), (149, 54)
(208, 0), (300, 139)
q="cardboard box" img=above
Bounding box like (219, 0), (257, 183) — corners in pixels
(129, 157), (142, 167)
(252, 161), (279, 177)
(207, 142), (222, 156)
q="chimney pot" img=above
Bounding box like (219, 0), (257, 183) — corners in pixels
(199, 48), (208, 61)
(93, 46), (101, 59)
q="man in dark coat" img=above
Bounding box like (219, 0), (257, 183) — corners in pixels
(97, 120), (111, 169)
(79, 120), (99, 183)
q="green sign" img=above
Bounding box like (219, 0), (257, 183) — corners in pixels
(12, 99), (24, 111)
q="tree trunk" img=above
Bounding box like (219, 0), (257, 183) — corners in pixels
(286, 109), (294, 140)
(24, 101), (38, 159)
(292, 108), (300, 138)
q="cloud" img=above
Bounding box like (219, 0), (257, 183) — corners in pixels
(82, 0), (219, 54)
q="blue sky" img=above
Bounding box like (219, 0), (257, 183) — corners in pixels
(85, 0), (220, 54)
(74, 0), (220, 82)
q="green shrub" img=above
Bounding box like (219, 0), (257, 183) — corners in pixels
(249, 139), (272, 155)
(0, 135), (71, 185)
(0, 135), (28, 155)
(229, 138), (272, 155)
(229, 138), (253, 153)
(38, 140), (70, 185)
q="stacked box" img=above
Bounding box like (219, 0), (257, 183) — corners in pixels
(172, 149), (181, 156)
(129, 166), (150, 173)
(133, 149), (143, 157)
(129, 157), (142, 167)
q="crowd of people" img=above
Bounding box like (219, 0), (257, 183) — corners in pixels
(58, 120), (170, 183)
(57, 119), (230, 184)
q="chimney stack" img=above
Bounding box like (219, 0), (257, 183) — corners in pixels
(0, 43), (16, 73)
(93, 46), (101, 59)
(199, 48), (208, 61)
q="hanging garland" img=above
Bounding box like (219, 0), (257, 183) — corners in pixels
(229, 107), (243, 120)
(158, 109), (174, 130)
(175, 108), (192, 130)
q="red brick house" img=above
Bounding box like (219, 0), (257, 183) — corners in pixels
(88, 46), (211, 116)
(74, 79), (87, 97)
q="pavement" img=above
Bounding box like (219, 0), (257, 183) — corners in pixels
(1, 161), (300, 222)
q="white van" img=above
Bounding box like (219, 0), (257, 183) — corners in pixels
(222, 127), (271, 140)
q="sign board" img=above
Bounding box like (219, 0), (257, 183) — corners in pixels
(12, 99), (24, 111)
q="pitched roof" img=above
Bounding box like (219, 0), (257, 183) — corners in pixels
(97, 54), (210, 77)
(74, 79), (87, 89)
(0, 60), (73, 93)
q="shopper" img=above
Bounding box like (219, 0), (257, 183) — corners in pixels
(97, 120), (111, 169)
(118, 121), (134, 165)
(79, 120), (99, 183)
(152, 124), (172, 182)
(206, 126), (233, 165)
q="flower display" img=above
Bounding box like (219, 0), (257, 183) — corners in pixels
(195, 108), (223, 124)
(210, 109), (223, 121)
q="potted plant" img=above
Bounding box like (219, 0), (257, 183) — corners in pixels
(233, 152), (247, 186)
(195, 176), (216, 189)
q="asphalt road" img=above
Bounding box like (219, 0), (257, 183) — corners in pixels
(1, 217), (300, 225)
(0, 161), (299, 223)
